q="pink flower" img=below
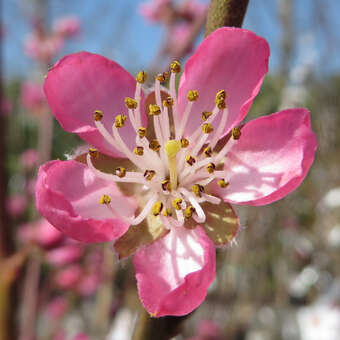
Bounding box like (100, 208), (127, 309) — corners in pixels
(54, 264), (83, 289)
(36, 28), (317, 316)
(6, 194), (27, 217)
(139, 0), (171, 23)
(53, 16), (80, 38)
(45, 244), (84, 266)
(20, 149), (40, 170)
(21, 81), (46, 112)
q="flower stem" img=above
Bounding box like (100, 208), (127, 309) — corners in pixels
(205, 0), (250, 36)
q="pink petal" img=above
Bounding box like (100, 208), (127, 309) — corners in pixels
(134, 226), (215, 317)
(213, 108), (317, 205)
(177, 27), (269, 137)
(36, 160), (138, 243)
(44, 52), (146, 157)
(45, 245), (84, 266)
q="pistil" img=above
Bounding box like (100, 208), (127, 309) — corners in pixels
(164, 140), (181, 190)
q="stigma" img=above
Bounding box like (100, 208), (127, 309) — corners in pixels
(88, 64), (241, 228)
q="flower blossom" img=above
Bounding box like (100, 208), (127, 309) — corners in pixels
(36, 28), (317, 317)
(53, 16), (80, 38)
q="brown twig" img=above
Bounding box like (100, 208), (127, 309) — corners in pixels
(205, 0), (249, 36)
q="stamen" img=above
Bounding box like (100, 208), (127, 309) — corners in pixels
(144, 170), (156, 181)
(201, 193), (221, 205)
(172, 198), (183, 210)
(136, 71), (147, 84)
(202, 123), (214, 134)
(206, 162), (216, 174)
(179, 188), (206, 223)
(185, 155), (196, 166)
(170, 68), (179, 133)
(114, 114), (127, 128)
(148, 104), (161, 116)
(94, 110), (103, 121)
(156, 72), (169, 83)
(192, 184), (204, 197)
(131, 194), (158, 225)
(184, 206), (195, 219)
(133, 146), (144, 156)
(115, 167), (126, 178)
(209, 107), (229, 150)
(180, 138), (189, 148)
(161, 179), (171, 191)
(137, 127), (146, 138)
(176, 91), (197, 138)
(232, 127), (241, 140)
(170, 60), (181, 73)
(163, 97), (174, 107)
(99, 194), (111, 205)
(203, 146), (212, 157)
(125, 97), (138, 110)
(152, 201), (163, 216)
(217, 179), (229, 188)
(89, 148), (99, 159)
(149, 139), (161, 152)
(202, 111), (212, 121)
(216, 90), (226, 101)
(164, 140), (181, 190)
(187, 90), (199, 102)
(162, 207), (172, 217)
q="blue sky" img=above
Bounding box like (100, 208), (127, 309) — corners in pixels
(3, 0), (340, 80)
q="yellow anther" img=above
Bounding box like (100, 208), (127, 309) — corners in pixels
(163, 97), (174, 107)
(133, 146), (144, 156)
(148, 104), (161, 116)
(144, 170), (156, 181)
(156, 72), (169, 83)
(172, 198), (183, 210)
(232, 127), (241, 140)
(203, 146), (212, 157)
(89, 148), (99, 159)
(114, 114), (127, 128)
(136, 70), (147, 84)
(99, 194), (111, 205)
(202, 111), (212, 121)
(186, 155), (196, 166)
(137, 127), (147, 138)
(161, 179), (171, 191)
(94, 110), (103, 121)
(125, 97), (138, 109)
(164, 140), (181, 159)
(202, 123), (214, 134)
(216, 89), (227, 101)
(115, 167), (126, 178)
(187, 90), (199, 102)
(152, 201), (163, 216)
(180, 138), (189, 148)
(170, 60), (181, 73)
(162, 207), (173, 217)
(216, 98), (226, 110)
(206, 162), (216, 174)
(217, 179), (229, 188)
(184, 206), (195, 219)
(192, 184), (204, 197)
(149, 139), (161, 151)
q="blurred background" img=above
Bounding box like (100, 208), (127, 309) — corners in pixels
(1, 0), (340, 339)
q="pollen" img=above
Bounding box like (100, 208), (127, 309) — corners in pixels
(89, 148), (99, 159)
(232, 127), (241, 140)
(137, 127), (147, 138)
(148, 104), (161, 116)
(186, 155), (196, 166)
(216, 98), (226, 110)
(156, 72), (169, 83)
(203, 146), (212, 157)
(115, 167), (126, 178)
(161, 179), (171, 191)
(187, 90), (199, 102)
(170, 60), (181, 73)
(99, 194), (111, 205)
(162, 207), (172, 217)
(114, 114), (127, 128)
(144, 170), (156, 181)
(202, 123), (214, 134)
(136, 70), (147, 84)
(217, 179), (229, 188)
(94, 110), (103, 121)
(133, 146), (144, 156)
(125, 97), (138, 109)
(163, 97), (174, 107)
(180, 138), (189, 148)
(149, 139), (161, 151)
(152, 201), (163, 216)
(184, 206), (195, 219)
(206, 162), (216, 174)
(202, 111), (212, 121)
(216, 89), (227, 101)
(172, 198), (183, 210)
(192, 184), (204, 197)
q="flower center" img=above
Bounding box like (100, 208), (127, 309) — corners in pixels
(87, 61), (241, 229)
